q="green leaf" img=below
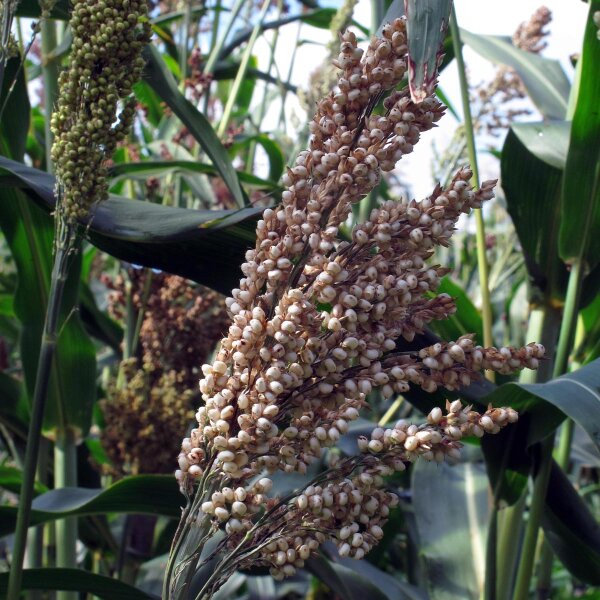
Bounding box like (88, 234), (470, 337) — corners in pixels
(412, 456), (489, 600)
(428, 277), (483, 343)
(501, 126), (567, 303)
(510, 121), (570, 170)
(79, 281), (123, 353)
(558, 0), (600, 270)
(543, 462), (600, 585)
(0, 465), (48, 496)
(229, 134), (285, 182)
(108, 160), (280, 191)
(0, 569), (157, 599)
(405, 0), (452, 102)
(485, 358), (600, 452)
(0, 371), (27, 439)
(305, 556), (389, 600)
(460, 29), (570, 120)
(0, 475), (182, 537)
(325, 555), (428, 600)
(142, 45), (247, 208)
(0, 157), (262, 295)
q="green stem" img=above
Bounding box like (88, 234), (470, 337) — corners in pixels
(6, 221), (79, 600)
(203, 0), (245, 76)
(54, 426), (78, 600)
(371, 0), (385, 33)
(512, 261), (585, 600)
(512, 435), (554, 600)
(246, 0), (282, 171)
(277, 19), (300, 131)
(496, 492), (527, 600)
(217, 0), (271, 139)
(449, 8), (494, 366)
(41, 18), (59, 173)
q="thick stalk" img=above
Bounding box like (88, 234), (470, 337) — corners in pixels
(449, 8), (494, 374)
(496, 492), (527, 600)
(7, 221), (79, 600)
(54, 426), (78, 600)
(512, 261), (585, 600)
(217, 0), (271, 139)
(26, 439), (50, 600)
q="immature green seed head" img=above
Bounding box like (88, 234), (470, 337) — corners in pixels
(50, 0), (151, 221)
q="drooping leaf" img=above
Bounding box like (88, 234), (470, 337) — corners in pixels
(0, 475), (182, 537)
(0, 157), (262, 294)
(405, 0), (452, 102)
(305, 556), (389, 600)
(142, 45), (248, 208)
(324, 553), (428, 600)
(484, 358), (600, 452)
(412, 455), (489, 600)
(0, 568), (157, 599)
(460, 29), (570, 120)
(543, 462), (600, 585)
(510, 121), (570, 170)
(558, 0), (600, 270)
(107, 159), (280, 191)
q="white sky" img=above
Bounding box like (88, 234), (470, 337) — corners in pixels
(253, 0), (587, 198)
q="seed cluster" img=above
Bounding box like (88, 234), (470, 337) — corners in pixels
(50, 0), (151, 220)
(170, 19), (544, 592)
(100, 272), (227, 476)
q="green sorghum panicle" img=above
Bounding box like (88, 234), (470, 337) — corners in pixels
(50, 0), (151, 220)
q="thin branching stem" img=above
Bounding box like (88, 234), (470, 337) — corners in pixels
(449, 7), (495, 374)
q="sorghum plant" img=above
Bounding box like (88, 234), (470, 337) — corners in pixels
(165, 18), (544, 599)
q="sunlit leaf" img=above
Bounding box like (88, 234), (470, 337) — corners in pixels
(461, 29), (570, 120)
(558, 0), (600, 270)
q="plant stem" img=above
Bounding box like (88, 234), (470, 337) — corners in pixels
(449, 7), (494, 376)
(41, 18), (59, 172)
(277, 19), (300, 132)
(6, 220), (79, 600)
(204, 0), (245, 77)
(496, 491), (526, 600)
(512, 260), (585, 600)
(246, 0), (282, 172)
(54, 426), (78, 600)
(217, 0), (270, 139)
